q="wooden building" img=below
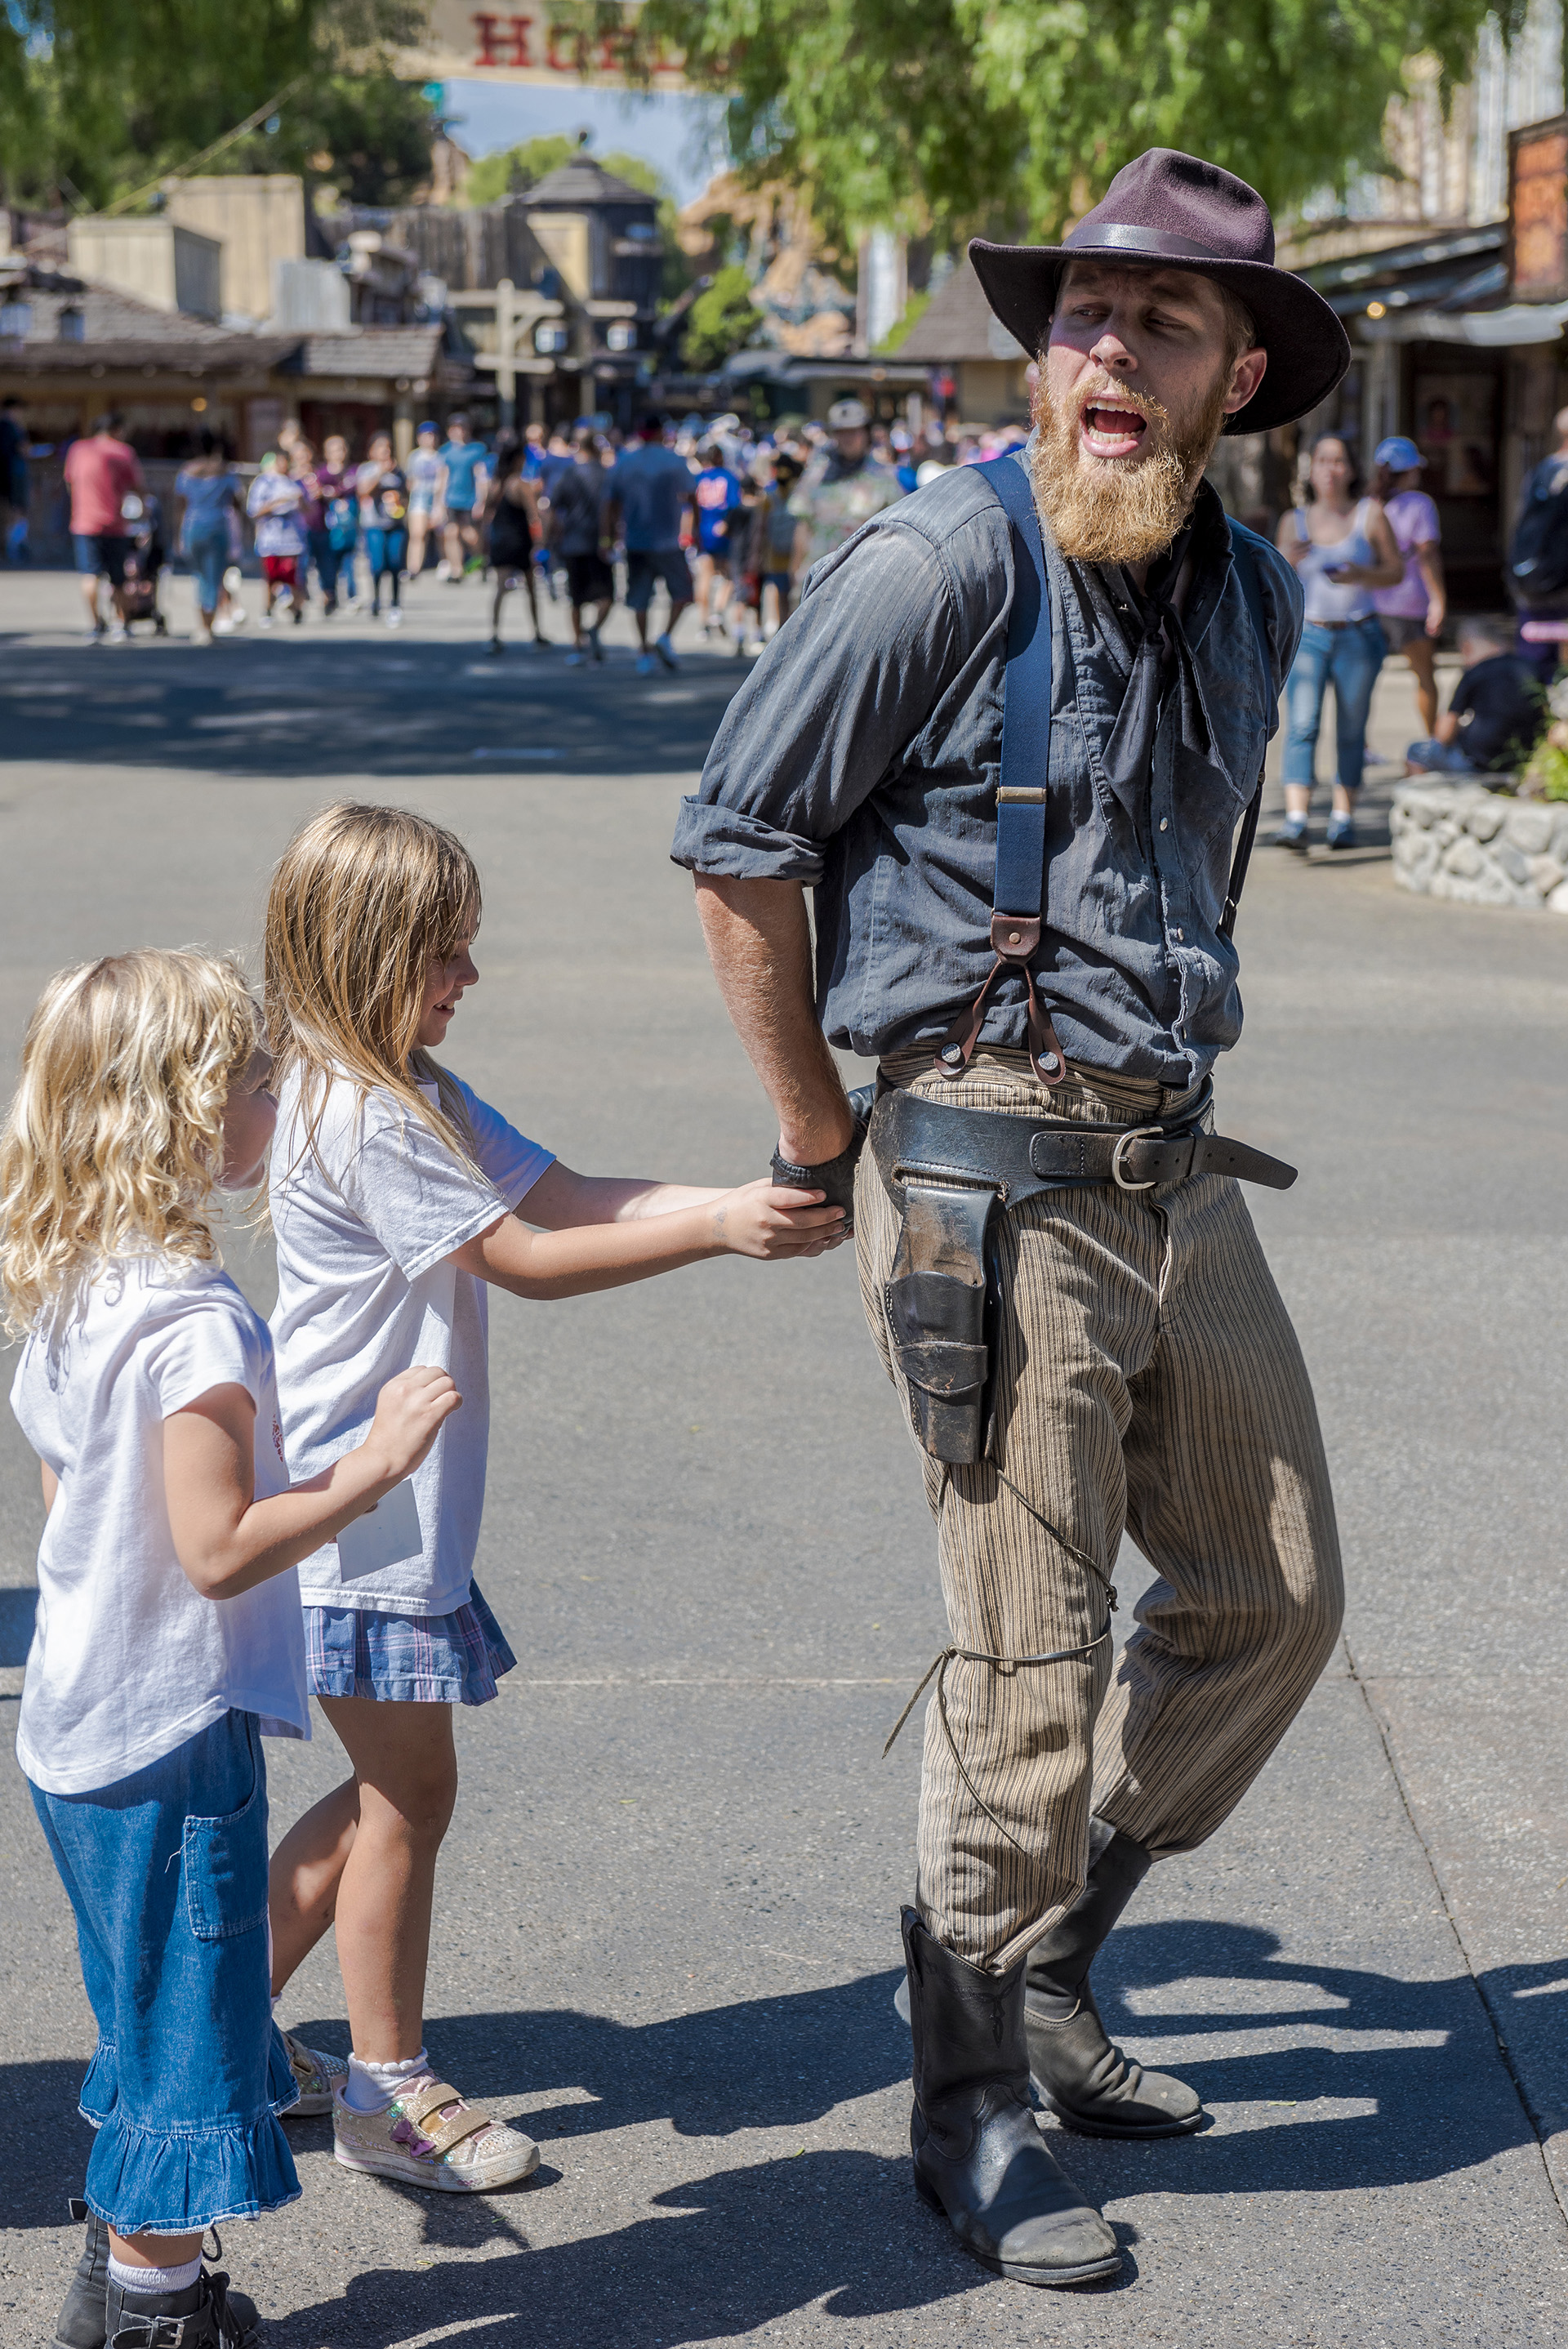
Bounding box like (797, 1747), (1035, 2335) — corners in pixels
(894, 261), (1031, 426)
(0, 262), (474, 555)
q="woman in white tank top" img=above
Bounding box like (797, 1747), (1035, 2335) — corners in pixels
(1273, 435), (1404, 851)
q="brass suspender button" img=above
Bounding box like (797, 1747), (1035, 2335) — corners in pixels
(1007, 929), (1020, 945)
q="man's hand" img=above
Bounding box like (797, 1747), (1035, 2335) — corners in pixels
(776, 1105), (856, 1166)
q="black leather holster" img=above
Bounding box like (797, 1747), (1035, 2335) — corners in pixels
(883, 1177), (998, 1464)
(867, 1081), (1295, 1468)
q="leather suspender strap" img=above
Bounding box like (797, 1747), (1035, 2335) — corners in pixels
(935, 456), (1069, 1090)
(1219, 529), (1271, 942)
(935, 478), (1278, 1072)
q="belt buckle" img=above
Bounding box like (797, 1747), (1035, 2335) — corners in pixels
(1111, 1125), (1164, 1192)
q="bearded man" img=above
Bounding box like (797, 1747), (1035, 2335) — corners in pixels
(671, 152), (1352, 2290)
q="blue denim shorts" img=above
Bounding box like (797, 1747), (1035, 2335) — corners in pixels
(29, 1709), (300, 2235)
(303, 1580), (516, 1705)
(1405, 738), (1484, 776)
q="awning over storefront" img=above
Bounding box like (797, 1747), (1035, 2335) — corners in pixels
(1361, 299), (1568, 344)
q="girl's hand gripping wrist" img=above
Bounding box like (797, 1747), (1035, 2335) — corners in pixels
(708, 1179), (845, 1261)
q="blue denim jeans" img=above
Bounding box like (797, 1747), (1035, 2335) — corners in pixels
(308, 528), (350, 604)
(363, 524), (408, 579)
(1282, 616), (1387, 793)
(1405, 737), (1482, 775)
(185, 529), (228, 616)
(29, 1709), (300, 2234)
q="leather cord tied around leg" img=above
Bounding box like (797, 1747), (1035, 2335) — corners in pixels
(882, 1613), (1115, 1858)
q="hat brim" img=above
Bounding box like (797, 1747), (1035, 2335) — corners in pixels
(968, 238), (1351, 436)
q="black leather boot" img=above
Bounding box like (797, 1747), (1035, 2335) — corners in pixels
(53, 2200), (110, 2349)
(902, 1907), (1121, 2289)
(1025, 1820), (1204, 2138)
(105, 2267), (261, 2349)
(57, 2205), (260, 2349)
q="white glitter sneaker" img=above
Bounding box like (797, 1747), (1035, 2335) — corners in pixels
(281, 2030), (348, 2117)
(332, 2075), (539, 2191)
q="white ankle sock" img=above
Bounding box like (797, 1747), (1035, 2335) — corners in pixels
(108, 2253), (200, 2297)
(345, 2047), (430, 2114)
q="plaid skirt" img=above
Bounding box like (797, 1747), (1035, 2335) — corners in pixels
(303, 1581), (516, 1705)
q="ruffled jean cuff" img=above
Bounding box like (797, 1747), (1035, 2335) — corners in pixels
(80, 2026), (301, 2233)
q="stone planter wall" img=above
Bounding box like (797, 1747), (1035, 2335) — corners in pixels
(1390, 782), (1568, 910)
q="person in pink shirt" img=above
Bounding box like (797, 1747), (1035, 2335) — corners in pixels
(1371, 434), (1446, 735)
(63, 412), (145, 643)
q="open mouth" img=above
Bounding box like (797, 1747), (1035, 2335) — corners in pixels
(1080, 402), (1149, 459)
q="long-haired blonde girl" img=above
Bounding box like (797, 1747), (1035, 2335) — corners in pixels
(2, 950), (454, 2347)
(262, 801), (840, 2192)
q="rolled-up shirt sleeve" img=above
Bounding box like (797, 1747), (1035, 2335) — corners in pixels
(670, 515), (964, 880)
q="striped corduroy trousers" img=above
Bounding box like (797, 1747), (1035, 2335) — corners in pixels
(856, 1049), (1343, 1974)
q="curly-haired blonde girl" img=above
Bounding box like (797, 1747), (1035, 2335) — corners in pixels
(3, 944), (457, 2343)
(0, 949), (261, 1337)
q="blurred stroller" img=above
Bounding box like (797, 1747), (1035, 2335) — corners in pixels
(118, 489), (168, 635)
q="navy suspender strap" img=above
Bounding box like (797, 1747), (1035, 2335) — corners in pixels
(934, 454), (1069, 1089)
(935, 466), (1277, 1085)
(1219, 529), (1271, 941)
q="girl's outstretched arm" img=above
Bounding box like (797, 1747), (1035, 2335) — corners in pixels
(516, 1161), (731, 1229)
(448, 1178), (842, 1303)
(164, 1366), (461, 1601)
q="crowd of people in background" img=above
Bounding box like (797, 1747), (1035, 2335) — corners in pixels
(40, 398), (1019, 666)
(1274, 427), (1550, 850)
(22, 398), (1566, 823)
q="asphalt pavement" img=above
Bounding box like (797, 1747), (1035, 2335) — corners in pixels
(0, 564), (1565, 2349)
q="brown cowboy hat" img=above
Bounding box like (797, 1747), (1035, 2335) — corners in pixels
(969, 148), (1349, 436)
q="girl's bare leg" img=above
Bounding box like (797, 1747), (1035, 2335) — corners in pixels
(269, 1776), (360, 1993)
(314, 1695), (457, 2061)
(109, 2229), (203, 2270)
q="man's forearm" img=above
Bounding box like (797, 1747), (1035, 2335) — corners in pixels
(693, 876), (854, 1164)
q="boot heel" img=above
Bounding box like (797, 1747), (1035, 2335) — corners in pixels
(913, 2168), (944, 2212)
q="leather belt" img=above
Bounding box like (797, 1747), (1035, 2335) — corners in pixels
(871, 1085), (1295, 1210)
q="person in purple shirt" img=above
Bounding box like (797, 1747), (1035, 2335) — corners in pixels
(1370, 436), (1446, 737)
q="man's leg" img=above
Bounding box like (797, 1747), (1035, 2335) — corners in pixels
(77, 546), (102, 633)
(1021, 1166), (1340, 2136)
(855, 1080), (1146, 2286)
(1090, 1170), (1343, 1852)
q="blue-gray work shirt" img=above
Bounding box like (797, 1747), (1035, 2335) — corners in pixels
(670, 452), (1303, 1087)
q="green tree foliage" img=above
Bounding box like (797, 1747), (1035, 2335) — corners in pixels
(682, 261), (764, 368)
(0, 0), (428, 212)
(242, 71), (440, 208)
(463, 135), (582, 204)
(623, 0), (1526, 242)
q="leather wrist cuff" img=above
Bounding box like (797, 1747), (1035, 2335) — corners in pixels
(769, 1086), (875, 1232)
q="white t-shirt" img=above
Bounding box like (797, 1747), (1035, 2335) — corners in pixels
(270, 1068), (553, 1616)
(11, 1257), (310, 1797)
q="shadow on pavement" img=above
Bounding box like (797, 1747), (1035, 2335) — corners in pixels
(271, 2151), (1077, 2347)
(0, 635), (752, 779)
(7, 1931), (1560, 2340)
